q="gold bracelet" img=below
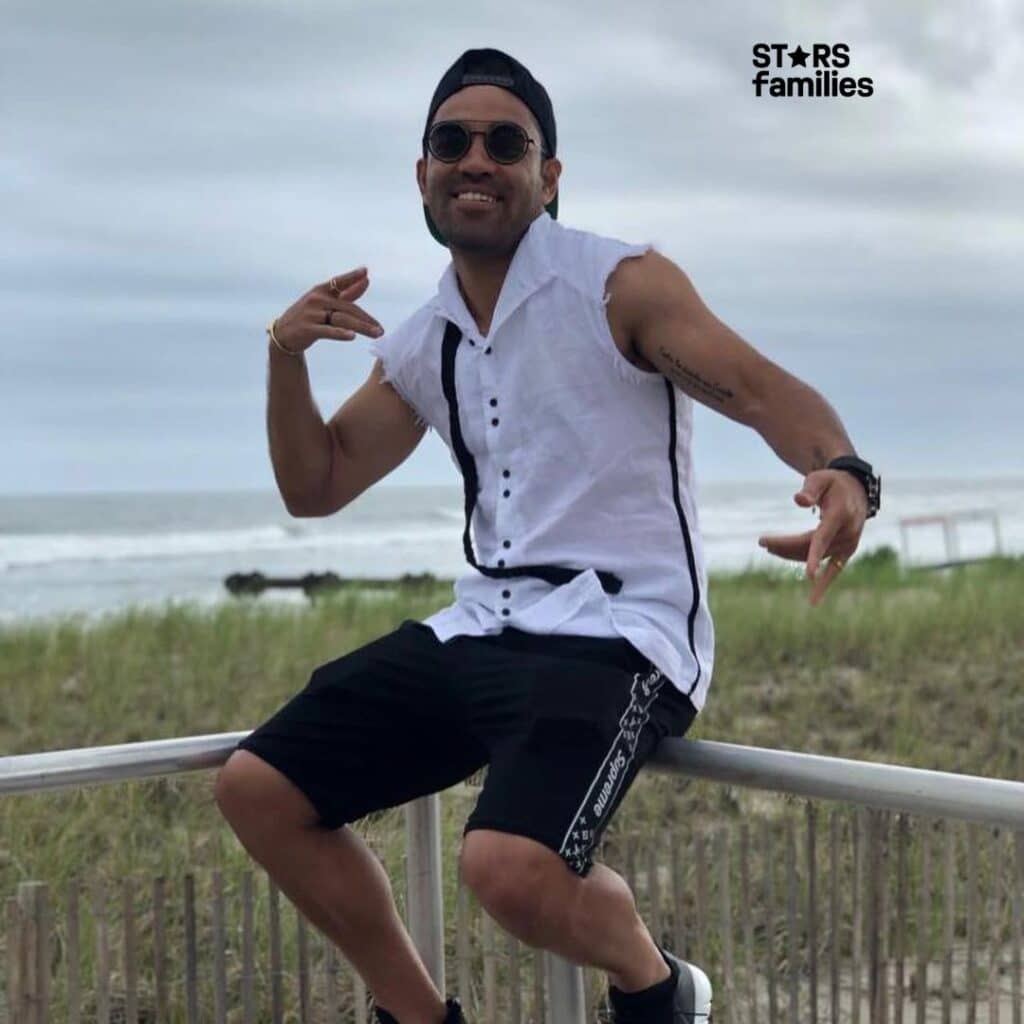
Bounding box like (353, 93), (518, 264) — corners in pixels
(266, 318), (302, 357)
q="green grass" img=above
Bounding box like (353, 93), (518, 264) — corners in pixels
(703, 550), (1024, 773)
(1, 549), (1022, 895)
(1, 551), (1022, 1016)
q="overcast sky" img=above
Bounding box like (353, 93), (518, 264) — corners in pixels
(2, 0), (1021, 496)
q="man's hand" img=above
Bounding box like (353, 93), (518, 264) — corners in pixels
(757, 470), (869, 606)
(271, 267), (385, 355)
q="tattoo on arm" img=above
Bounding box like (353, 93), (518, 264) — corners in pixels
(657, 346), (734, 405)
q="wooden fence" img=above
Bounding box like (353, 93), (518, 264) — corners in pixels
(4, 803), (1023, 1023)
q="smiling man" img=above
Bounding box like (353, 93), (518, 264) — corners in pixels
(217, 47), (880, 1024)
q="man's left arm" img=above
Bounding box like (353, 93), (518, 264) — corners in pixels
(606, 249), (872, 605)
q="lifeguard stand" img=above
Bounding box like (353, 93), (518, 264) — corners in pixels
(898, 508), (1003, 568)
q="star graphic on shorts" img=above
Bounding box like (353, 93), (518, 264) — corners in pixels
(789, 45), (810, 67)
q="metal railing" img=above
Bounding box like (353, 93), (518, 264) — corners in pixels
(4, 734), (1024, 1022)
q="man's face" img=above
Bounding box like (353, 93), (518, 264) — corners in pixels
(416, 84), (561, 255)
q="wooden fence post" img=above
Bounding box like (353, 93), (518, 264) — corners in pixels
(16, 881), (52, 1024)
(6, 895), (22, 1024)
(916, 819), (931, 1024)
(807, 802), (819, 1024)
(716, 825), (735, 1024)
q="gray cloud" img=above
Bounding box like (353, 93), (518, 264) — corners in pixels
(2, 0), (1021, 493)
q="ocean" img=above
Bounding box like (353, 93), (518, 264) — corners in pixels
(1, 477), (1021, 627)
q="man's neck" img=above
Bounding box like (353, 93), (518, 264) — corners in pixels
(451, 249), (512, 338)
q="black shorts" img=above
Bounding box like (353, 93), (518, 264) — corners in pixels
(235, 619), (698, 877)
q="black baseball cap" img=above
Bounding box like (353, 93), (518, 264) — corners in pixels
(421, 47), (558, 247)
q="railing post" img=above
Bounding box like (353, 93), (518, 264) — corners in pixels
(545, 952), (586, 1024)
(406, 793), (446, 992)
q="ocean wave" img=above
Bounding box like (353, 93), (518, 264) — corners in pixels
(0, 521), (461, 572)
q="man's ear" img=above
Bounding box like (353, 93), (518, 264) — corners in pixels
(415, 156), (426, 201)
(542, 157), (562, 205)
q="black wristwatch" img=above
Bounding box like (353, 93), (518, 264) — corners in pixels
(827, 456), (881, 518)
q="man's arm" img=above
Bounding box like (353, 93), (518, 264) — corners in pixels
(605, 248), (870, 604)
(605, 249), (856, 475)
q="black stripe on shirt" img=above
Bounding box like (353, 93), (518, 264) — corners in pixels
(664, 378), (702, 698)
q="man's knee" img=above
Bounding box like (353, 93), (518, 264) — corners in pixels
(460, 829), (573, 931)
(214, 749), (319, 830)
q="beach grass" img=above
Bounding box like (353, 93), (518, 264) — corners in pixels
(1, 548), (1022, 1016)
(2, 547), (1021, 879)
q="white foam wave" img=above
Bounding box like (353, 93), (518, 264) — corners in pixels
(0, 521), (460, 572)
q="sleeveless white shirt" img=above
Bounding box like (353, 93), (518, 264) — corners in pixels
(369, 209), (714, 712)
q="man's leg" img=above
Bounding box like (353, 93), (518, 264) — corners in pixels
(456, 635), (701, 1000)
(461, 830), (670, 993)
(215, 751), (449, 1024)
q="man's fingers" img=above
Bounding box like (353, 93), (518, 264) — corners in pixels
(806, 509), (845, 579)
(758, 528), (815, 561)
(324, 306), (384, 337)
(321, 267), (368, 294)
(320, 326), (358, 341)
(809, 554), (846, 606)
(794, 471), (830, 510)
(318, 319), (382, 340)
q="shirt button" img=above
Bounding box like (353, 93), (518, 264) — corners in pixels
(503, 490), (510, 498)
(503, 540), (511, 549)
(491, 417), (499, 426)
(502, 589), (511, 598)
(497, 558), (506, 567)
(501, 607), (510, 616)
(489, 397), (497, 407)
(485, 346), (492, 354)
(468, 338), (476, 346)
(502, 469), (510, 478)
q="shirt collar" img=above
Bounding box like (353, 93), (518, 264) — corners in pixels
(429, 208), (557, 339)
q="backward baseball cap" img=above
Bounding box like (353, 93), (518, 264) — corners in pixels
(421, 47), (558, 247)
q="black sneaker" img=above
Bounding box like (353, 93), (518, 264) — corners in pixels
(608, 945), (712, 1023)
(374, 995), (467, 1024)
(660, 946), (713, 1022)
(442, 997), (467, 1023)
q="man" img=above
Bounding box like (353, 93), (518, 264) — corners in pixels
(215, 48), (880, 1024)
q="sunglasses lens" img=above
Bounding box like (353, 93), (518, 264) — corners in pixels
(487, 123), (528, 162)
(430, 123), (470, 161)
(428, 122), (531, 163)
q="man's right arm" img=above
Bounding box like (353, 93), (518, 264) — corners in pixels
(267, 341), (426, 516)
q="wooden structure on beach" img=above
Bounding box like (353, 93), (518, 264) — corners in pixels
(223, 571), (444, 599)
(899, 508), (1003, 570)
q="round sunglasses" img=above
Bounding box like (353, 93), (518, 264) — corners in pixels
(424, 120), (546, 165)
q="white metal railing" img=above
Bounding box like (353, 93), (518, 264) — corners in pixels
(4, 734), (1024, 1022)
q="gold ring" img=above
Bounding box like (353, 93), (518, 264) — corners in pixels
(328, 277), (341, 294)
(832, 556), (846, 570)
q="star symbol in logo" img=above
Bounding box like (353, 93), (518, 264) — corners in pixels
(789, 45), (810, 67)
